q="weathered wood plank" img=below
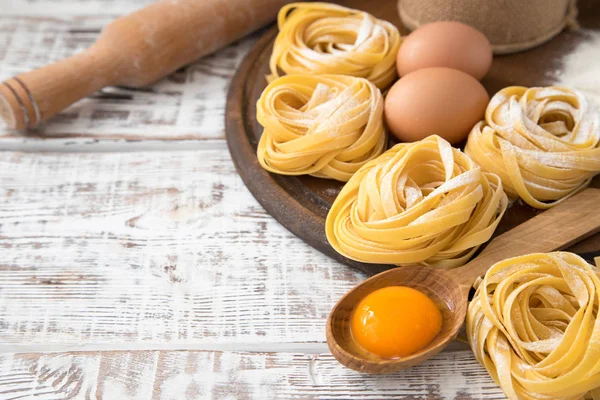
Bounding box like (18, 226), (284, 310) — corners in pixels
(4, 0), (152, 17)
(0, 16), (256, 139)
(0, 145), (367, 349)
(0, 350), (505, 399)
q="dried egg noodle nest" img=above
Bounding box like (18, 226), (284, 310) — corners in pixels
(466, 86), (600, 210)
(256, 74), (386, 182)
(268, 2), (401, 89)
(467, 252), (600, 400)
(325, 135), (508, 268)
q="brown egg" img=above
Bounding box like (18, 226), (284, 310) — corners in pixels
(384, 67), (489, 144)
(397, 21), (492, 80)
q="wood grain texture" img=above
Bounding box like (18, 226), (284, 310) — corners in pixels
(0, 16), (256, 138)
(0, 350), (505, 399)
(0, 145), (368, 350)
(4, 0), (153, 16)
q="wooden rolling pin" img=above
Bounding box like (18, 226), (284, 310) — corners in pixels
(0, 0), (293, 130)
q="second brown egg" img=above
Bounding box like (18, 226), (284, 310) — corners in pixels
(384, 67), (489, 144)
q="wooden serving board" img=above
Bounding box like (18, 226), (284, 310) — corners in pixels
(225, 0), (600, 276)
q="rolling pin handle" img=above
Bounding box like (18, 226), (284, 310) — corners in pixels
(0, 77), (39, 130)
(0, 47), (116, 130)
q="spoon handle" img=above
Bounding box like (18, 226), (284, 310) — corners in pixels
(453, 188), (600, 288)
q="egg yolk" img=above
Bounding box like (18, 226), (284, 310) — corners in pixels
(350, 286), (442, 358)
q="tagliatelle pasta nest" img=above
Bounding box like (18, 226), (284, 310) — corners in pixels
(465, 86), (600, 209)
(268, 2), (402, 89)
(467, 252), (600, 400)
(325, 135), (508, 268)
(256, 74), (386, 182)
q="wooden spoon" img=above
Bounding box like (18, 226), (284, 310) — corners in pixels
(327, 187), (600, 374)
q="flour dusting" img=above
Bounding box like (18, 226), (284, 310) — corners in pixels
(551, 30), (600, 108)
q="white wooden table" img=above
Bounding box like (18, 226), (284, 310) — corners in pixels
(5, 1), (589, 398)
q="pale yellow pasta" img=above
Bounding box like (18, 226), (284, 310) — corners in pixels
(466, 86), (600, 209)
(268, 2), (401, 89)
(325, 135), (508, 268)
(256, 74), (386, 182)
(467, 252), (600, 400)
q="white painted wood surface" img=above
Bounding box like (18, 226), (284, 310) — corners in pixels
(4, 0), (153, 16)
(0, 351), (505, 399)
(0, 146), (364, 351)
(0, 3), (514, 399)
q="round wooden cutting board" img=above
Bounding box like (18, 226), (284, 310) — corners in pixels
(225, 0), (600, 276)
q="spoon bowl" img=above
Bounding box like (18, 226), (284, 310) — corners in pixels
(327, 265), (466, 373)
(327, 188), (600, 374)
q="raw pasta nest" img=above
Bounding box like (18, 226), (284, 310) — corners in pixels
(256, 74), (386, 182)
(467, 252), (600, 400)
(465, 86), (600, 209)
(325, 135), (508, 268)
(268, 2), (401, 89)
